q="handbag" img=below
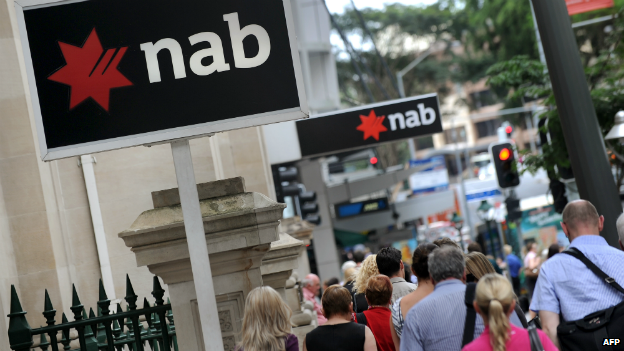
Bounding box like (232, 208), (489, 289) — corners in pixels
(556, 248), (624, 350)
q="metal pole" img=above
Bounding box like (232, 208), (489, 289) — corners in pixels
(529, 0), (546, 66)
(397, 72), (406, 98)
(531, 0), (622, 247)
(171, 140), (224, 351)
(397, 50), (432, 99)
(453, 119), (475, 241)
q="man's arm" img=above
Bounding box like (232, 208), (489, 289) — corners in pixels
(539, 310), (560, 349)
(400, 312), (424, 351)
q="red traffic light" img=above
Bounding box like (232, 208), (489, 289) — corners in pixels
(505, 125), (513, 134)
(499, 148), (511, 161)
(370, 157), (378, 165)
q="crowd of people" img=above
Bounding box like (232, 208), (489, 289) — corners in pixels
(234, 200), (624, 351)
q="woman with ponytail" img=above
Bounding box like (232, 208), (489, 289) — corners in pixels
(462, 274), (557, 351)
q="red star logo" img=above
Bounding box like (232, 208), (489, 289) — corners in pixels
(356, 110), (388, 141)
(48, 28), (133, 112)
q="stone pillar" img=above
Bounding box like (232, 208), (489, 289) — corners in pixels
(279, 217), (315, 277)
(118, 177), (285, 351)
(260, 233), (304, 299)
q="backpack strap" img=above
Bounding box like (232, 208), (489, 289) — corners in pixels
(562, 248), (624, 295)
(462, 283), (477, 348)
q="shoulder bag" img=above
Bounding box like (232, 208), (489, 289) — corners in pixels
(529, 321), (545, 351)
(557, 248), (624, 350)
(462, 283), (478, 348)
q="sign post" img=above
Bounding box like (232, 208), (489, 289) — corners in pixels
(171, 139), (224, 350)
(15, 0), (308, 349)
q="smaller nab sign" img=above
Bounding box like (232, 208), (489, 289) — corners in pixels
(297, 94), (442, 157)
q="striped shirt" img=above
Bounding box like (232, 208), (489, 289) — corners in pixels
(400, 280), (484, 351)
(530, 235), (624, 321)
(400, 279), (524, 351)
(390, 297), (405, 338)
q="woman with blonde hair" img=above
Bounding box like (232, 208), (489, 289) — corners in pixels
(352, 254), (379, 313)
(237, 286), (298, 351)
(461, 274), (557, 351)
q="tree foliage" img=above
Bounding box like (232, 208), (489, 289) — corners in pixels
(486, 5), (624, 187)
(331, 0), (539, 104)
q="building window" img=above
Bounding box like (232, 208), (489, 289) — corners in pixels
(470, 89), (497, 109)
(415, 136), (434, 150)
(475, 119), (502, 139)
(444, 126), (467, 144)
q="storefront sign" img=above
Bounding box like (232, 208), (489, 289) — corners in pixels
(296, 94), (442, 157)
(16, 0), (307, 160)
(334, 197), (389, 219)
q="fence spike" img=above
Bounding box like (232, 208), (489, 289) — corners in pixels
(97, 280), (111, 318)
(143, 298), (153, 329)
(42, 290), (56, 326)
(60, 313), (70, 346)
(7, 285), (33, 351)
(116, 303), (125, 332)
(125, 275), (138, 310)
(70, 284), (84, 321)
(152, 276), (165, 306)
(98, 279), (108, 301)
(39, 328), (50, 350)
(9, 285), (24, 314)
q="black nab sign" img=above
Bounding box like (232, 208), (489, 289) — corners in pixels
(16, 0), (307, 160)
(296, 94), (442, 157)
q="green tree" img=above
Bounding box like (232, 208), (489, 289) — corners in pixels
(486, 5), (624, 187)
(331, 0), (538, 104)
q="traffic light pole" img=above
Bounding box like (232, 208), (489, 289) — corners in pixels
(531, 0), (622, 247)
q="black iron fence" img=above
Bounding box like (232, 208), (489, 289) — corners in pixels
(7, 275), (178, 351)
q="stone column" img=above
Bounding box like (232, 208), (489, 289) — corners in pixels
(118, 177), (285, 351)
(279, 217), (315, 277)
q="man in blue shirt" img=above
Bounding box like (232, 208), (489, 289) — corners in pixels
(504, 244), (523, 296)
(530, 200), (624, 348)
(401, 246), (524, 351)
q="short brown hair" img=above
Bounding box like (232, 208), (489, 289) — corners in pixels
(433, 237), (460, 249)
(321, 286), (352, 318)
(365, 275), (392, 306)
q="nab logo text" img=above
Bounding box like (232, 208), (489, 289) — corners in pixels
(603, 339), (620, 346)
(387, 104), (437, 131)
(140, 12), (270, 83)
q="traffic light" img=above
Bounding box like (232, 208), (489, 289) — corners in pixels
(490, 142), (520, 188)
(271, 165), (321, 224)
(299, 190), (321, 225)
(505, 125), (513, 138)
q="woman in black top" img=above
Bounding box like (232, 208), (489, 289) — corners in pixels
(304, 286), (377, 351)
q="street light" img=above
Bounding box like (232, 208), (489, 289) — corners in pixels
(476, 200), (497, 258)
(450, 212), (465, 252)
(605, 111), (624, 141)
